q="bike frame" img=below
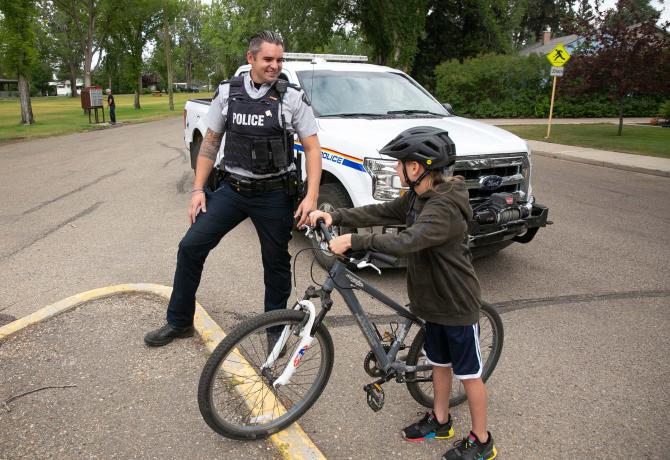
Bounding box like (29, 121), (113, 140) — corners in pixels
(312, 257), (433, 377)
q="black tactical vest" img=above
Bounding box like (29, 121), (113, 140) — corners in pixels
(223, 76), (294, 175)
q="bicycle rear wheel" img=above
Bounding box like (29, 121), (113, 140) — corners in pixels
(405, 301), (504, 408)
(198, 309), (334, 440)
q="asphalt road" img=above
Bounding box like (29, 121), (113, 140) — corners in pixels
(1, 117), (669, 458)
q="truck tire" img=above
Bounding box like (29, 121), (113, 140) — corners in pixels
(311, 183), (354, 269)
(190, 132), (221, 191)
(189, 132), (202, 170)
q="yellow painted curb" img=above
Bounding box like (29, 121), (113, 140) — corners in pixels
(0, 283), (326, 460)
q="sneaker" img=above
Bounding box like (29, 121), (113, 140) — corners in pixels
(442, 431), (497, 460)
(401, 412), (454, 442)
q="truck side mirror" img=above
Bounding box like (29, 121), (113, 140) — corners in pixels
(441, 102), (454, 115)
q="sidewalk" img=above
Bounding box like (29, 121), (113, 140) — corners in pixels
(478, 118), (670, 178)
(480, 117), (651, 126)
(527, 140), (670, 178)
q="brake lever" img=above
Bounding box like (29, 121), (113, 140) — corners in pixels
(303, 226), (314, 239)
(356, 260), (382, 275)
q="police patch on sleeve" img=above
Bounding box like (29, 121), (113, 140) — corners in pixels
(301, 92), (312, 106)
(213, 80), (227, 100)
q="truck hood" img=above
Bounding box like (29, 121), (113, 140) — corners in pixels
(315, 117), (528, 159)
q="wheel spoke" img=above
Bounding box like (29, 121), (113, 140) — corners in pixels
(199, 311), (333, 438)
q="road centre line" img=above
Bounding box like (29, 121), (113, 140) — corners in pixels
(0, 283), (326, 460)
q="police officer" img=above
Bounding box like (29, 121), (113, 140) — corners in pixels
(145, 31), (322, 346)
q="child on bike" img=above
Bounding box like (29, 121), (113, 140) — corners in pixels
(308, 126), (496, 460)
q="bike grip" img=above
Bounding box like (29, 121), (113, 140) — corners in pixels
(317, 219), (333, 242)
(370, 251), (398, 266)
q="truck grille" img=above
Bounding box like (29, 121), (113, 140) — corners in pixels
(453, 153), (529, 204)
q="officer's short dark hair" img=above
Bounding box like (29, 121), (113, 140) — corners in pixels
(249, 31), (284, 56)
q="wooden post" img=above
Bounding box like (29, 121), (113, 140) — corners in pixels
(546, 75), (558, 139)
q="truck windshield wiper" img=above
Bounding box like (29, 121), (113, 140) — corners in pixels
(319, 112), (386, 118)
(387, 109), (446, 116)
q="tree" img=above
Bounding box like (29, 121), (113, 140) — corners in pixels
(200, 0), (344, 82)
(52, 0), (107, 88)
(43, 3), (83, 97)
(162, 0), (178, 110)
(175, 0), (204, 89)
(565, 0), (670, 134)
(346, 0), (429, 72)
(516, 0), (577, 47)
(413, 0), (523, 89)
(31, 15), (55, 96)
(0, 0), (38, 124)
(106, 0), (162, 109)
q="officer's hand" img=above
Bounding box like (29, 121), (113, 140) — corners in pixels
(294, 195), (318, 228)
(189, 191), (207, 224)
(307, 210), (332, 228)
(329, 234), (352, 255)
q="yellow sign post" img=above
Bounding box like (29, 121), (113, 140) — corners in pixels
(545, 44), (571, 138)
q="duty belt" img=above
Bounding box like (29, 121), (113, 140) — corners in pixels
(225, 173), (288, 196)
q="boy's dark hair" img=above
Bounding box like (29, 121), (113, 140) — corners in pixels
(249, 31), (284, 56)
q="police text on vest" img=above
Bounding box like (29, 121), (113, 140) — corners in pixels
(232, 113), (265, 126)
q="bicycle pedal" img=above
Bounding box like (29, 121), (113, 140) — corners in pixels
(364, 383), (385, 412)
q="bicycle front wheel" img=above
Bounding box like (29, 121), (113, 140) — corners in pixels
(198, 309), (334, 440)
(405, 301), (504, 408)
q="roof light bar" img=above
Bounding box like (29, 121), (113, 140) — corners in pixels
(283, 52), (368, 62)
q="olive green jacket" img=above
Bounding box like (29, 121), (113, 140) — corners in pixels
(330, 181), (481, 326)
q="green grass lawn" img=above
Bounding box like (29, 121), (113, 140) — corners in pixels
(500, 123), (670, 158)
(0, 92), (214, 143)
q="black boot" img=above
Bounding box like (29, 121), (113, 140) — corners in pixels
(144, 323), (195, 347)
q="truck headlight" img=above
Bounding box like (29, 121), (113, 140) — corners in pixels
(364, 158), (405, 200)
(525, 143), (533, 200)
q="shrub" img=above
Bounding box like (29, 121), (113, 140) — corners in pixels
(659, 100), (670, 120)
(434, 53), (665, 118)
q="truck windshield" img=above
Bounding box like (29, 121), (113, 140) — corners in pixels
(295, 70), (449, 118)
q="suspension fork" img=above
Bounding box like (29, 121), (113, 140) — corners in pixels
(268, 299), (317, 387)
(310, 291), (333, 336)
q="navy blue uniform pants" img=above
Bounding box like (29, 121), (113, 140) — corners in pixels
(166, 181), (294, 327)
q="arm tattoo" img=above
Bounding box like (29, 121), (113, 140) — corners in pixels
(199, 128), (223, 161)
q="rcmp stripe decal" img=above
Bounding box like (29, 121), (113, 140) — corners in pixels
(295, 142), (366, 172)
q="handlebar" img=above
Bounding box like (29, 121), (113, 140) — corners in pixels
(316, 219), (333, 243)
(368, 251), (398, 267)
(311, 219), (399, 269)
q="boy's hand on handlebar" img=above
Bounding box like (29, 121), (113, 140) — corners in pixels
(307, 210), (332, 228)
(329, 234), (352, 255)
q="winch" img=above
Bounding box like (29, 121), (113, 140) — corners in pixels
(473, 192), (530, 225)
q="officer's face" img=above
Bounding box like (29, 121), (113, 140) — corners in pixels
(247, 42), (284, 84)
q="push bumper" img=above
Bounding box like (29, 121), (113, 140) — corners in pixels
(468, 203), (550, 247)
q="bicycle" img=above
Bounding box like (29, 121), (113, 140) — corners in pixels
(197, 220), (504, 440)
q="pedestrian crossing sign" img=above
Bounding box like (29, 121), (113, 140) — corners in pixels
(547, 44), (570, 67)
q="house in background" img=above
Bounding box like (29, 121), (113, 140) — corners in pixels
(0, 79), (18, 97)
(142, 74), (159, 92)
(519, 30), (583, 56)
(49, 79), (84, 96)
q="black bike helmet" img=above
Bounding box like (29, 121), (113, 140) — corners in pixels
(379, 126), (456, 170)
(380, 126), (457, 189)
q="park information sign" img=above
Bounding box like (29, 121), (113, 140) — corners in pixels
(545, 44), (572, 138)
(81, 86), (105, 124)
(89, 88), (103, 107)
